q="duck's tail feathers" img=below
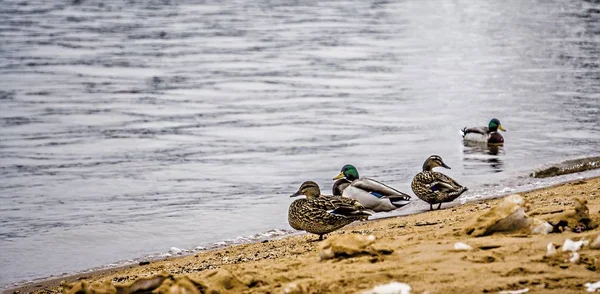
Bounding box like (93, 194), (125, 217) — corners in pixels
(388, 194), (411, 208)
(354, 178), (412, 200)
(449, 186), (468, 197)
(390, 198), (411, 208)
(329, 208), (373, 220)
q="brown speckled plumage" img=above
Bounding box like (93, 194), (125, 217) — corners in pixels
(288, 181), (371, 240)
(411, 155), (468, 210)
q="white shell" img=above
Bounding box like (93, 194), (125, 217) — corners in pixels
(545, 242), (557, 257)
(499, 289), (529, 294)
(562, 239), (585, 252)
(362, 282), (411, 294)
(569, 252), (580, 263)
(453, 242), (473, 251)
(585, 281), (600, 292)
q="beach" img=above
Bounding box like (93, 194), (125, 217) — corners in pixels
(7, 176), (599, 294)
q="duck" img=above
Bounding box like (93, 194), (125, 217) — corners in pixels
(288, 181), (373, 241)
(332, 164), (411, 212)
(411, 155), (468, 210)
(461, 118), (506, 145)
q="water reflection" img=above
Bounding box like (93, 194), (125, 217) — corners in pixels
(462, 141), (504, 173)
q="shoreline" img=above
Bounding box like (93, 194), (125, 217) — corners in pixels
(5, 174), (600, 294)
(0, 172), (592, 291)
(4, 155), (599, 291)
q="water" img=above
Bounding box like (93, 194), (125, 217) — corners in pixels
(1, 0), (599, 288)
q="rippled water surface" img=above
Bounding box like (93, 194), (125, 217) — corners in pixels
(1, 0), (600, 287)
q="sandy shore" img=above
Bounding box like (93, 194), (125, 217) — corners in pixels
(6, 177), (600, 294)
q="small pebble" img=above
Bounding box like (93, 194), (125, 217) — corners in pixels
(569, 252), (580, 264)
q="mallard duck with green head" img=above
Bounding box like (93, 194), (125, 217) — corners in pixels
(332, 164), (411, 212)
(289, 181), (373, 241)
(461, 118), (506, 145)
(411, 155), (468, 210)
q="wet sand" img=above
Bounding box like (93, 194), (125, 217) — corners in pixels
(6, 177), (600, 294)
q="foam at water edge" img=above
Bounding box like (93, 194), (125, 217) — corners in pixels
(4, 229), (293, 290)
(126, 229), (294, 261)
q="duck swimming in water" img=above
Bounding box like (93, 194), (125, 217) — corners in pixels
(461, 118), (506, 145)
(288, 181), (372, 241)
(411, 155), (468, 210)
(332, 164), (411, 212)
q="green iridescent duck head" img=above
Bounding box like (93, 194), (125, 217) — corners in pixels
(333, 164), (359, 181)
(290, 181), (321, 199)
(488, 118), (506, 132)
(422, 155), (451, 172)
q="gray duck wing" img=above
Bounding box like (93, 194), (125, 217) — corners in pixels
(352, 178), (411, 200)
(462, 126), (489, 136)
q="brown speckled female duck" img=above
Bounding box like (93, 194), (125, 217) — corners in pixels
(288, 181), (372, 240)
(411, 155), (468, 210)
